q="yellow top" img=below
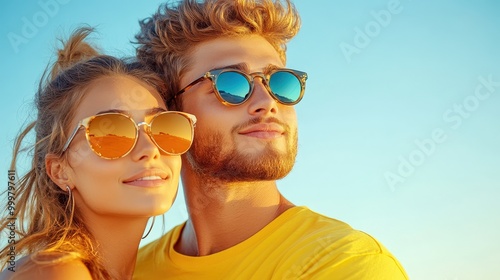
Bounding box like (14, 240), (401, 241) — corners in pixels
(134, 206), (408, 279)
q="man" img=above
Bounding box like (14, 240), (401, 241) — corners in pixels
(133, 0), (408, 279)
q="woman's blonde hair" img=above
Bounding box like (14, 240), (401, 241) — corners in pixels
(0, 27), (166, 279)
(135, 0), (301, 109)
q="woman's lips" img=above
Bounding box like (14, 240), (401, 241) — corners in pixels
(123, 170), (169, 187)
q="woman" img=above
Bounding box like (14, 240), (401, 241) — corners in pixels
(0, 27), (196, 279)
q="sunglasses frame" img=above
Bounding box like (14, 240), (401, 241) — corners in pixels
(174, 68), (308, 106)
(62, 111), (197, 159)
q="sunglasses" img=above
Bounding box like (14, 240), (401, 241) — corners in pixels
(173, 68), (308, 106)
(62, 111), (196, 159)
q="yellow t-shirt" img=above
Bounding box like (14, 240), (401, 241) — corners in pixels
(134, 207), (408, 279)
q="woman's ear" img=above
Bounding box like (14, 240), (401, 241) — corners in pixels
(45, 153), (72, 191)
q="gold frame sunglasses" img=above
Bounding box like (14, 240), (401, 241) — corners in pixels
(62, 111), (197, 159)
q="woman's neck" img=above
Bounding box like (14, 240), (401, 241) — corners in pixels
(84, 216), (149, 280)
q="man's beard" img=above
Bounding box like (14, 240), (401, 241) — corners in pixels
(185, 119), (298, 182)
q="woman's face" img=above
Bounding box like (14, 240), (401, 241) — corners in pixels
(63, 75), (181, 219)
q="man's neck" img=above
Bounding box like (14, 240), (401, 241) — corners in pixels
(176, 172), (295, 256)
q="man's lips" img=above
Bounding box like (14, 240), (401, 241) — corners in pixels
(238, 123), (285, 138)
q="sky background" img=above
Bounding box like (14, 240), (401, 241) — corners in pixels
(1, 1), (499, 279)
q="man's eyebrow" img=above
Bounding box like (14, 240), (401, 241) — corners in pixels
(210, 63), (249, 72)
(210, 63), (281, 74)
(263, 64), (280, 73)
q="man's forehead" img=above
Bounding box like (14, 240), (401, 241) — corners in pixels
(180, 35), (283, 84)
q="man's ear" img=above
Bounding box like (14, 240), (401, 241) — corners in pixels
(45, 153), (72, 191)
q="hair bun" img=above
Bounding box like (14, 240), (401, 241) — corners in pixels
(50, 27), (101, 80)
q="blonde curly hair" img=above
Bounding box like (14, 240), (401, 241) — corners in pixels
(135, 0), (301, 109)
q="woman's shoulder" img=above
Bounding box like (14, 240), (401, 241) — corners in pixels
(0, 253), (92, 280)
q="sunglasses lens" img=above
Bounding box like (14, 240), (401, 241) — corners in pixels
(150, 113), (193, 155)
(216, 71), (250, 104)
(269, 71), (302, 104)
(87, 114), (136, 158)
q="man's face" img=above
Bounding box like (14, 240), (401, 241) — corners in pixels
(180, 35), (298, 182)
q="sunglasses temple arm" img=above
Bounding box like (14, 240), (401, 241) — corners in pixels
(187, 114), (197, 126)
(62, 124), (82, 152)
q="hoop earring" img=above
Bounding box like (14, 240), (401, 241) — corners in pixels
(64, 186), (76, 233)
(65, 186), (75, 213)
(142, 216), (156, 239)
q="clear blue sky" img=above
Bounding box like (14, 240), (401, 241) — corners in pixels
(1, 1), (499, 279)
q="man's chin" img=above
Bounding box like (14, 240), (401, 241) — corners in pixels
(218, 150), (296, 181)
(187, 129), (298, 181)
(237, 138), (291, 155)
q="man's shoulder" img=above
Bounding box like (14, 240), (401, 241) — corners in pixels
(283, 206), (383, 252)
(277, 207), (409, 279)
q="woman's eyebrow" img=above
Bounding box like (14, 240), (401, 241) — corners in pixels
(95, 108), (127, 115)
(95, 107), (167, 116)
(145, 107), (167, 115)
